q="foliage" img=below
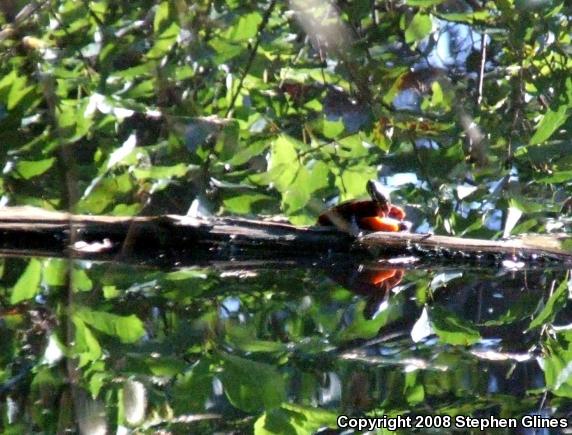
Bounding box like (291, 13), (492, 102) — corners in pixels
(0, 259), (570, 432)
(0, 0), (569, 234)
(0, 0), (572, 432)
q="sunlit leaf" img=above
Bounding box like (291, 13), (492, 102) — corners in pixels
(542, 335), (572, 398)
(406, 0), (445, 5)
(322, 118), (345, 139)
(131, 164), (191, 180)
(267, 135), (300, 191)
(438, 10), (491, 23)
(429, 306), (481, 345)
(528, 277), (568, 330)
(255, 403), (337, 434)
(75, 308), (145, 343)
(405, 13), (432, 44)
(77, 173), (134, 214)
(223, 192), (274, 214)
(73, 315), (103, 366)
(537, 171), (572, 183)
(335, 166), (377, 201)
(223, 12), (262, 41)
(43, 258), (67, 287)
(335, 299), (402, 342)
(13, 158), (55, 180)
(153, 1), (171, 33)
(219, 352), (286, 413)
(144, 356), (187, 377)
(405, 371), (425, 405)
(529, 104), (569, 145)
(147, 22), (180, 59)
(147, 2), (180, 59)
(73, 269), (93, 292)
(10, 259), (42, 304)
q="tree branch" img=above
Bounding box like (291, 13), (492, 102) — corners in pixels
(0, 207), (570, 265)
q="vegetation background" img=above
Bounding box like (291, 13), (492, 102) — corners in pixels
(0, 0), (571, 433)
(0, 0), (570, 234)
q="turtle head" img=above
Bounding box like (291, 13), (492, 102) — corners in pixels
(366, 179), (391, 214)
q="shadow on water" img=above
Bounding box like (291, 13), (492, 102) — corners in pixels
(0, 254), (571, 433)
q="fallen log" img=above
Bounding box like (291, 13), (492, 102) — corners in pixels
(0, 206), (570, 265)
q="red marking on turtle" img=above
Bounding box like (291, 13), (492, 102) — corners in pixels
(318, 180), (408, 232)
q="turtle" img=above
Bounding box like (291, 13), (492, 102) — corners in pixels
(317, 179), (409, 232)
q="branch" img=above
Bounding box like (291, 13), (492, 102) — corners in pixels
(0, 207), (570, 265)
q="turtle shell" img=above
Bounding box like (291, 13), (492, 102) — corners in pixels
(318, 199), (407, 231)
(317, 199), (382, 227)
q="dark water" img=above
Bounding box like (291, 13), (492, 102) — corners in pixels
(1, 255), (571, 433)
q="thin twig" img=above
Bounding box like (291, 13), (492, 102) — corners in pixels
(0, 0), (50, 41)
(477, 32), (487, 105)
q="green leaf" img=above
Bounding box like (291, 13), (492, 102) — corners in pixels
(528, 277), (568, 330)
(131, 164), (191, 180)
(153, 1), (171, 33)
(102, 285), (120, 299)
(7, 81), (35, 111)
(43, 258), (67, 287)
(227, 327), (288, 354)
(337, 134), (370, 157)
(335, 166), (377, 201)
(438, 10), (490, 23)
(223, 12), (262, 42)
(147, 21), (180, 58)
(254, 403), (338, 435)
(429, 305), (481, 345)
(406, 0), (445, 5)
(0, 69), (18, 100)
(514, 141), (570, 165)
(124, 79), (155, 98)
(74, 308), (145, 343)
(219, 352), (286, 413)
(215, 119), (240, 161)
(106, 134), (139, 170)
(89, 372), (108, 398)
(10, 259), (42, 304)
(14, 158), (55, 180)
(148, 2), (180, 59)
(73, 269), (93, 292)
(77, 173), (134, 214)
(210, 38), (244, 63)
(322, 118), (345, 139)
(223, 192), (274, 214)
(537, 170), (572, 183)
(31, 367), (64, 400)
(281, 160), (329, 217)
(335, 298), (401, 342)
(227, 140), (270, 166)
(541, 335), (572, 398)
(529, 104), (569, 145)
(0, 70), (36, 112)
(143, 356), (187, 377)
(405, 13), (432, 44)
(405, 371), (425, 405)
(267, 135), (300, 191)
(172, 359), (214, 412)
(72, 316), (102, 366)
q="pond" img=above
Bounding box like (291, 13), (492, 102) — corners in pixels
(1, 255), (570, 433)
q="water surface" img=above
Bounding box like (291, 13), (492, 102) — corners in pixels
(1, 255), (570, 433)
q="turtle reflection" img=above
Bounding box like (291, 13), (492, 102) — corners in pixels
(323, 261), (405, 319)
